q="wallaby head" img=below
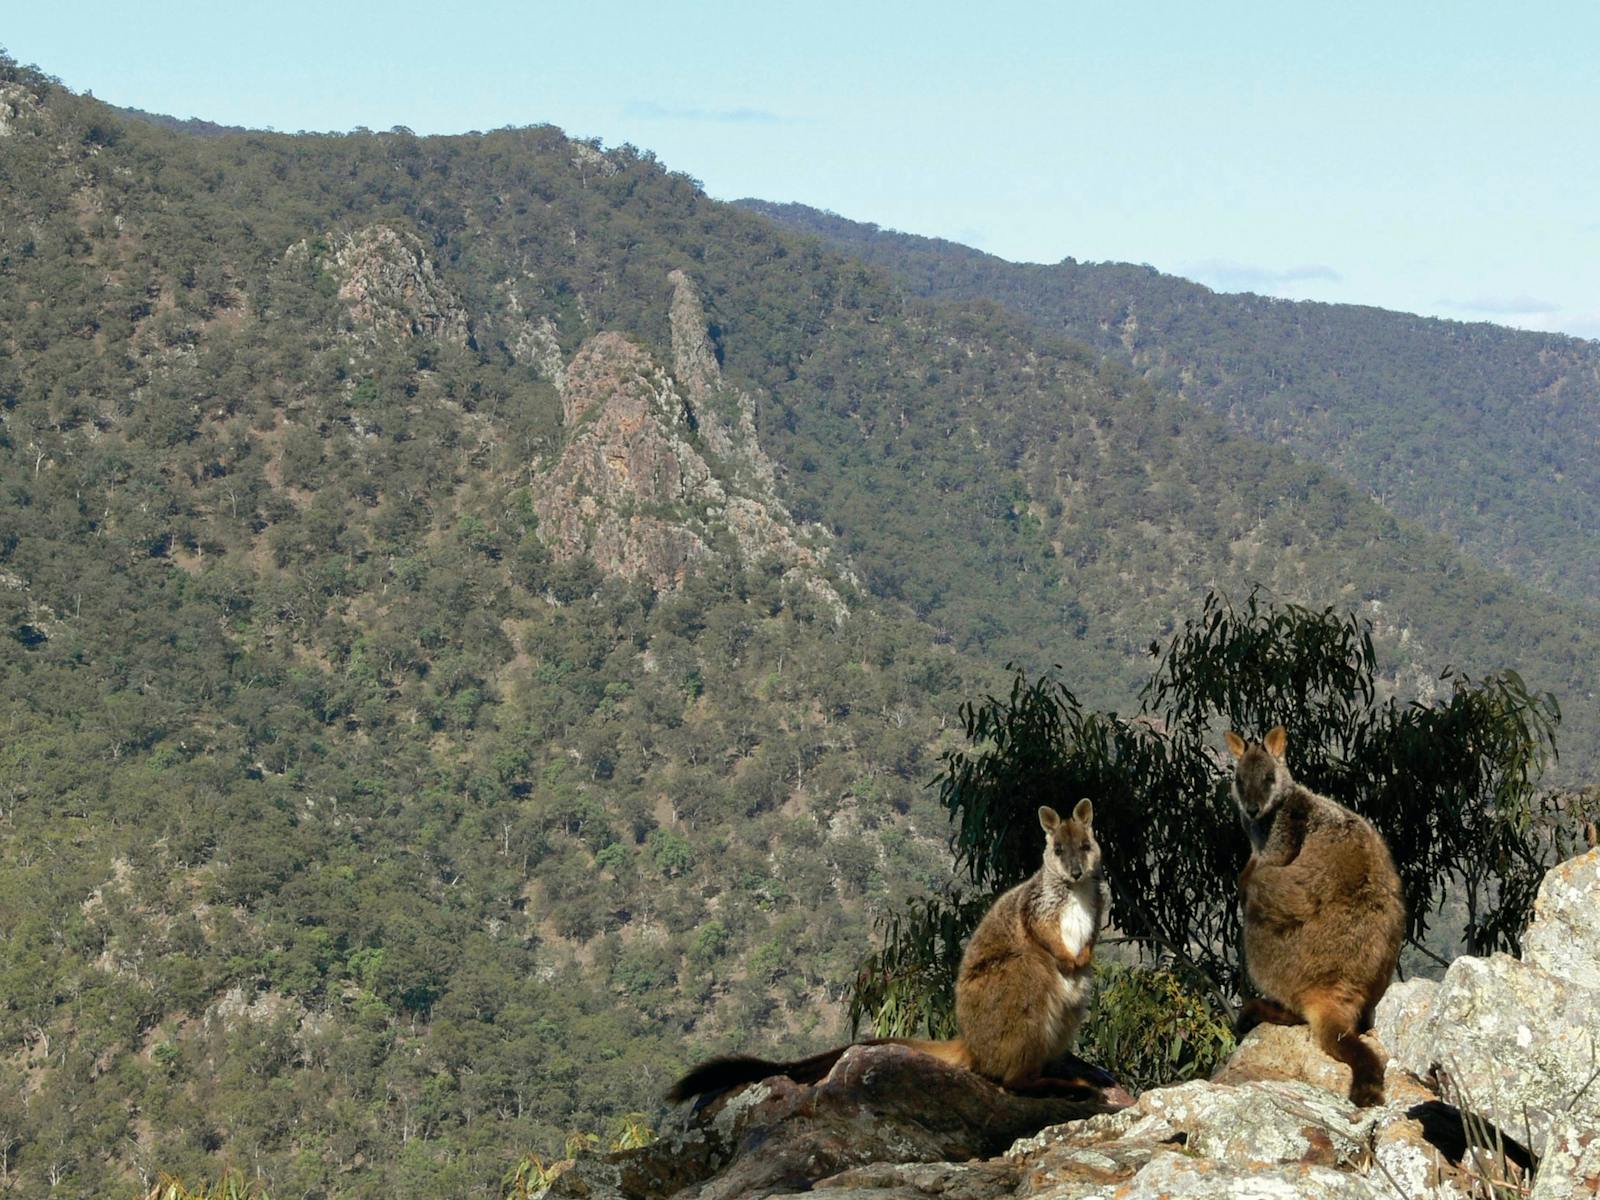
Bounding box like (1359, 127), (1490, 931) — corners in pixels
(1038, 799), (1100, 885)
(1225, 725), (1293, 822)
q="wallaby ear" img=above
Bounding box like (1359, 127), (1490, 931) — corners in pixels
(1072, 798), (1093, 827)
(1224, 731), (1246, 759)
(1263, 725), (1287, 759)
(1038, 805), (1060, 834)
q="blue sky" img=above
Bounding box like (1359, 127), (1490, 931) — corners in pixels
(8, 1), (1598, 338)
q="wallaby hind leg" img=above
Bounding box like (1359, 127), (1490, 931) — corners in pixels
(1305, 994), (1383, 1107)
(1234, 997), (1304, 1037)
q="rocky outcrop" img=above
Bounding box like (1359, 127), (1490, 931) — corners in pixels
(510, 312), (567, 390)
(541, 850), (1600, 1198)
(1376, 848), (1600, 1159)
(546, 1053), (1468, 1199)
(533, 333), (717, 591)
(494, 276), (569, 390)
(666, 269), (722, 405)
(321, 224), (471, 344)
(0, 82), (43, 138)
(544, 1043), (1121, 1200)
(666, 268), (775, 490)
(532, 272), (847, 610)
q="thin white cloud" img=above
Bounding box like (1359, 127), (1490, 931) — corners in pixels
(624, 100), (788, 125)
(1184, 259), (1342, 290)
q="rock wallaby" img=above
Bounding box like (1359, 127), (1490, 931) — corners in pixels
(1227, 726), (1405, 1107)
(667, 800), (1109, 1104)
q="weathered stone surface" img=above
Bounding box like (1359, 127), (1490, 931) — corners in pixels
(323, 224), (470, 344)
(0, 82), (43, 138)
(666, 268), (722, 404)
(533, 300), (847, 611)
(666, 268), (777, 491)
(1372, 976), (1436, 1051)
(547, 1043), (1117, 1199)
(1378, 953), (1600, 1156)
(1011, 1078), (1473, 1198)
(1214, 1021), (1435, 1108)
(513, 316), (567, 388)
(1213, 1021), (1364, 1094)
(1523, 848), (1600, 991)
(491, 274), (570, 389)
(1039, 1151), (1387, 1199)
(1024, 1079), (1374, 1171)
(814, 1159), (1021, 1198)
(533, 332), (718, 590)
(1530, 1124), (1600, 1200)
(1372, 849), (1600, 1189)
(694, 1045), (1117, 1200)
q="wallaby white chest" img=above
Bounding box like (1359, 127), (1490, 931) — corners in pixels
(1056, 884), (1098, 958)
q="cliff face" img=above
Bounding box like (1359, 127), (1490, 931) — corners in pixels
(545, 849), (1600, 1200)
(533, 331), (716, 591)
(528, 271), (846, 611)
(308, 222), (847, 605)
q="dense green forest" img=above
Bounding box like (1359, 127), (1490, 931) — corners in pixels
(1, 56), (1597, 1196)
(741, 200), (1600, 606)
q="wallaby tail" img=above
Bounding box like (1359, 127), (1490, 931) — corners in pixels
(665, 1038), (967, 1103)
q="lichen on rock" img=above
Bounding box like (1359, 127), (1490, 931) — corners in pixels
(1376, 847), (1600, 1159)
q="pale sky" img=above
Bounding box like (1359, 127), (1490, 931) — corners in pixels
(8, 1), (1598, 338)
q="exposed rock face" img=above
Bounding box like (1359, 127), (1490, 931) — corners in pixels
(667, 268), (775, 490)
(534, 333), (716, 591)
(1004, 1078), (1467, 1199)
(666, 269), (722, 404)
(532, 272), (847, 610)
(542, 850), (1600, 1199)
(511, 313), (567, 390)
(544, 1043), (1119, 1200)
(495, 275), (569, 390)
(1522, 847), (1600, 991)
(548, 1063), (1464, 1199)
(323, 224), (471, 344)
(1532, 1126), (1600, 1200)
(0, 82), (42, 138)
(1376, 847), (1600, 1159)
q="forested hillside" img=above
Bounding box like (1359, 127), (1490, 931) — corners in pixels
(1, 57), (1596, 1195)
(740, 200), (1600, 605)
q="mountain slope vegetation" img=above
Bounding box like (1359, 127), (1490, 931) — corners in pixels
(0, 57), (1595, 1195)
(740, 199), (1600, 605)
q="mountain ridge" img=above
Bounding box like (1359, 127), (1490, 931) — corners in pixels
(738, 198), (1600, 605)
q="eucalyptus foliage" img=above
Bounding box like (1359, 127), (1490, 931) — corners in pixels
(854, 590), (1568, 1038)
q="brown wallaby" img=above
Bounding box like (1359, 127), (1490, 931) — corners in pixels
(666, 800), (1109, 1104)
(1226, 726), (1405, 1107)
